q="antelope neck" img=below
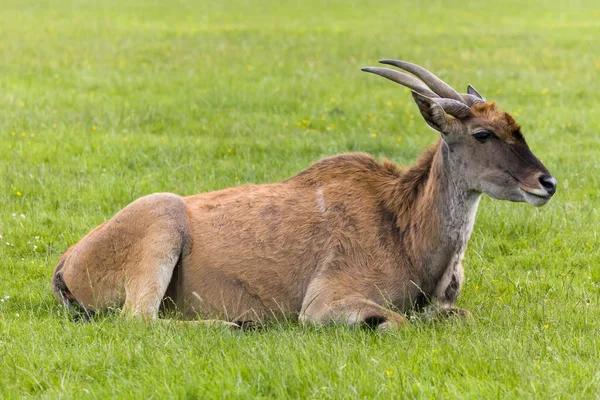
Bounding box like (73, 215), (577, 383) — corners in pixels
(398, 140), (482, 280)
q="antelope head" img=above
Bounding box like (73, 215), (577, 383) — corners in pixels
(362, 60), (556, 207)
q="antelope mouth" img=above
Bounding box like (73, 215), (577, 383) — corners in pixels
(505, 169), (554, 206)
(518, 186), (552, 207)
(519, 187), (551, 199)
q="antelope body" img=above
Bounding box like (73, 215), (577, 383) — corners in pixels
(53, 60), (556, 329)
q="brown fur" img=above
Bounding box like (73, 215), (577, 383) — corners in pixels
(471, 102), (523, 143)
(53, 75), (555, 329)
(52, 145), (455, 327)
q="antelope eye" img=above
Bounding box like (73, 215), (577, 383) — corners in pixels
(472, 130), (496, 143)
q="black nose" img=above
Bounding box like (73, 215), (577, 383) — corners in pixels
(539, 175), (557, 196)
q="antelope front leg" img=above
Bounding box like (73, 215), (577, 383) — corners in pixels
(300, 281), (406, 330)
(426, 261), (471, 319)
(301, 296), (406, 330)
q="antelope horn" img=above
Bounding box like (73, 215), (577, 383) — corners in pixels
(362, 65), (474, 119)
(462, 94), (485, 106)
(361, 67), (438, 98)
(432, 98), (473, 120)
(379, 59), (464, 103)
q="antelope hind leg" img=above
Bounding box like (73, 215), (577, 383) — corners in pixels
(118, 194), (191, 320)
(58, 193), (190, 320)
(166, 320), (242, 330)
(121, 245), (181, 320)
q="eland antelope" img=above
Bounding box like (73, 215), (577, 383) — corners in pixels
(53, 60), (556, 329)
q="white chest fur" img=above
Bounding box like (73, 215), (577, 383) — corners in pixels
(431, 193), (481, 305)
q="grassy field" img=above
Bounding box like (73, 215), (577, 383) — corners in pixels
(1, 0), (600, 397)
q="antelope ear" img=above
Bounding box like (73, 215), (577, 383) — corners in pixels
(467, 84), (485, 101)
(411, 91), (449, 135)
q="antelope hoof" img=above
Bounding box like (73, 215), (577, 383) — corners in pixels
(234, 320), (262, 331)
(442, 307), (472, 319)
(223, 321), (244, 330)
(377, 317), (407, 331)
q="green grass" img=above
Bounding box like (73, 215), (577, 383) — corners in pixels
(1, 0), (600, 397)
